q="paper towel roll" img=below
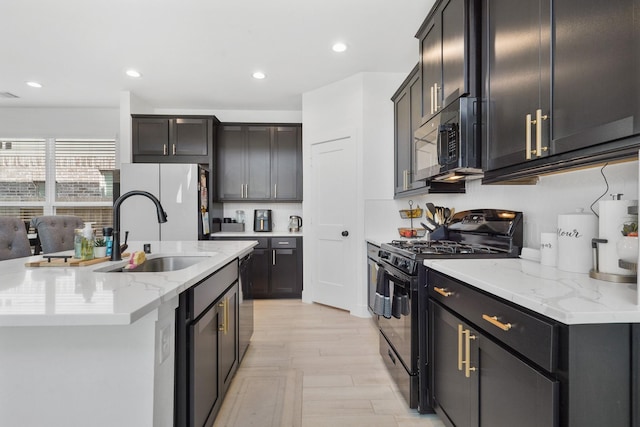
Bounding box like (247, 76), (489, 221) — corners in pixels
(557, 209), (598, 273)
(598, 199), (638, 275)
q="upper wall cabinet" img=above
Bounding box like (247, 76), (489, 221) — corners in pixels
(216, 124), (302, 202)
(392, 65), (427, 196)
(417, 0), (479, 124)
(482, 0), (640, 182)
(132, 115), (218, 164)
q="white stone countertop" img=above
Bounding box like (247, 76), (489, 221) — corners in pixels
(424, 258), (640, 325)
(0, 240), (257, 327)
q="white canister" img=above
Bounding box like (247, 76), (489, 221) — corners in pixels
(540, 232), (558, 266)
(557, 209), (598, 273)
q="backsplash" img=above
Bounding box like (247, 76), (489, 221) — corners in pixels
(221, 202), (303, 232)
(365, 160), (639, 248)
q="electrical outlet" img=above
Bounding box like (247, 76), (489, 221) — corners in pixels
(159, 324), (172, 365)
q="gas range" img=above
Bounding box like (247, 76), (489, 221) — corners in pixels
(379, 209), (523, 276)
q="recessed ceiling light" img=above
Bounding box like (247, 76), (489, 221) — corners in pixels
(332, 42), (348, 53)
(26, 81), (42, 88)
(126, 69), (142, 78)
(252, 71), (266, 80)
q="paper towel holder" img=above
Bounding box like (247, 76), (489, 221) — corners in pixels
(589, 237), (637, 283)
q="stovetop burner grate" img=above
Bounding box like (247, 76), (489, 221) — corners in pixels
(387, 239), (509, 256)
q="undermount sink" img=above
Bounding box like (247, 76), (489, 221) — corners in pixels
(98, 255), (212, 273)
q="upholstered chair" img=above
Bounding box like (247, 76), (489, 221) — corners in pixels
(0, 217), (33, 260)
(31, 215), (84, 254)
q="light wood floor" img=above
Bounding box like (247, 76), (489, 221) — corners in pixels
(214, 299), (445, 427)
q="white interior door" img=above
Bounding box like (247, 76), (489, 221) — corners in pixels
(310, 134), (357, 311)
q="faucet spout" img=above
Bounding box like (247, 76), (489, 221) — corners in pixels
(111, 190), (168, 261)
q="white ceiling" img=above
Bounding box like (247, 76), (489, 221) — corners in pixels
(0, 0), (434, 111)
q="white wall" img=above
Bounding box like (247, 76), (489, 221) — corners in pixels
(302, 72), (407, 316)
(0, 107), (118, 139)
(365, 160), (639, 249)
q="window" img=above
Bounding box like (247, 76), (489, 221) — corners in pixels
(0, 138), (115, 236)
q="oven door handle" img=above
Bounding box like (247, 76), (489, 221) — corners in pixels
(382, 269), (411, 289)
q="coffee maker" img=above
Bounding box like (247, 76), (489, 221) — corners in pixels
(254, 209), (273, 232)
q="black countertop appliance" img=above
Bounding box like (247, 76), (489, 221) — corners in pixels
(253, 209), (273, 232)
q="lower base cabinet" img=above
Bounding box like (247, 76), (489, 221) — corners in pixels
(175, 260), (239, 427)
(431, 302), (557, 427)
(211, 236), (303, 298)
(428, 269), (633, 427)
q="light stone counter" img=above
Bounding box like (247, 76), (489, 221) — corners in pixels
(0, 240), (256, 327)
(424, 257), (640, 325)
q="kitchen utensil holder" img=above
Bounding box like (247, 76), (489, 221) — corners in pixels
(429, 226), (448, 241)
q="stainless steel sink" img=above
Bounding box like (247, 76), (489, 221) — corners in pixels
(98, 256), (211, 273)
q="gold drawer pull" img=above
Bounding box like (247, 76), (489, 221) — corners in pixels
(464, 329), (477, 378)
(434, 287), (452, 297)
(482, 314), (512, 331)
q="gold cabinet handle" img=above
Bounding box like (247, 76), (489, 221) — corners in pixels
(163, 144), (168, 156)
(534, 109), (549, 157)
(172, 143), (176, 155)
(434, 287), (452, 297)
(464, 329), (477, 378)
(433, 83), (439, 112)
(525, 114), (533, 160)
(482, 314), (512, 331)
(274, 183), (277, 199)
(457, 324), (464, 371)
(218, 298), (228, 334)
(430, 85), (435, 114)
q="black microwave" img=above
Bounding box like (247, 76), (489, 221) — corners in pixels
(413, 97), (482, 181)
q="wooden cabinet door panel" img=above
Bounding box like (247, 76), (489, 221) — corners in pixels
(441, 0), (467, 106)
(270, 248), (299, 297)
(133, 117), (170, 156)
(272, 126), (302, 200)
(478, 333), (558, 427)
(217, 126), (245, 200)
(431, 302), (477, 427)
(173, 118), (209, 156)
(218, 284), (238, 391)
(246, 126), (271, 200)
(483, 0), (550, 171)
(551, 0), (639, 154)
(421, 18), (442, 122)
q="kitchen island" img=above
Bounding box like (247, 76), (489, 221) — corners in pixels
(0, 240), (256, 427)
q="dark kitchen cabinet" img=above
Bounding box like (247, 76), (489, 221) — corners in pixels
(392, 65), (427, 196)
(132, 115), (217, 163)
(175, 260), (239, 427)
(210, 236), (303, 299)
(216, 124), (302, 202)
(428, 269), (633, 427)
(416, 0), (478, 123)
(271, 126), (303, 201)
(431, 302), (557, 427)
(481, 0), (640, 181)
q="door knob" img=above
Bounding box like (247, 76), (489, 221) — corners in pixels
(342, 231), (349, 237)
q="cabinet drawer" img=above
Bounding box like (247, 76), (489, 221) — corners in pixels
(428, 270), (557, 372)
(271, 237), (297, 249)
(192, 260), (238, 319)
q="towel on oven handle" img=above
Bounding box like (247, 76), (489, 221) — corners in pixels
(373, 265), (391, 319)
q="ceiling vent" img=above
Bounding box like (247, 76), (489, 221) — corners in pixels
(0, 92), (19, 99)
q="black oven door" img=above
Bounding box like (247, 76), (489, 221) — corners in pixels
(378, 264), (417, 374)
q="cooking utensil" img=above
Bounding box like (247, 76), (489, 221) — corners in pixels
(447, 208), (455, 224)
(426, 203), (436, 220)
(421, 221), (436, 231)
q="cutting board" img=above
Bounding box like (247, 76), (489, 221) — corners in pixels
(25, 253), (130, 268)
